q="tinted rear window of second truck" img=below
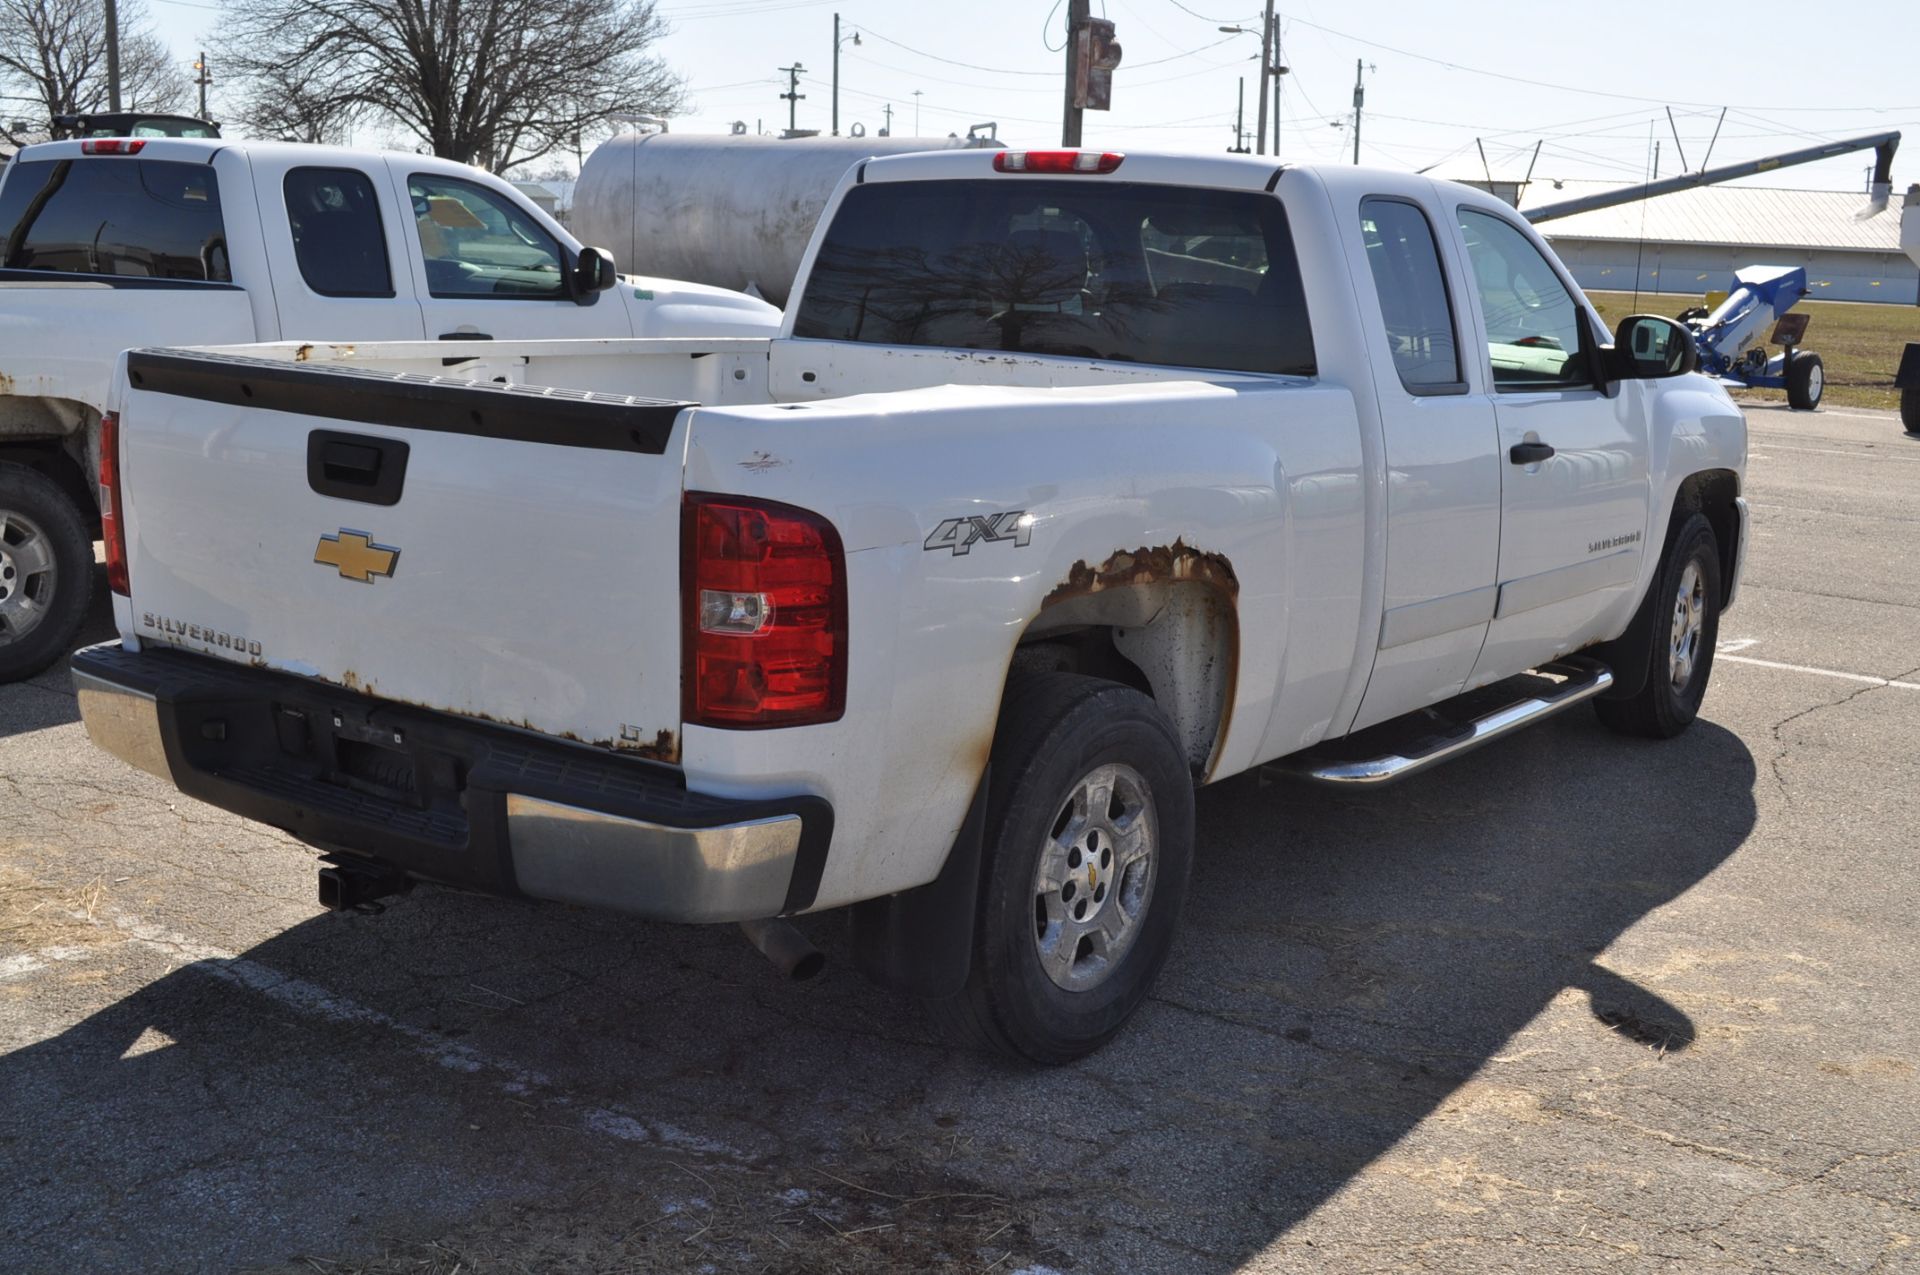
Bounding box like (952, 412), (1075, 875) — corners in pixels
(791, 178), (1315, 377)
(0, 158), (229, 282)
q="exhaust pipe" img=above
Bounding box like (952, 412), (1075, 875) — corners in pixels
(739, 917), (824, 981)
(317, 861), (412, 914)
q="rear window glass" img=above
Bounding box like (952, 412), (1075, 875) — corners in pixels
(0, 158), (229, 281)
(285, 167), (394, 298)
(792, 179), (1315, 376)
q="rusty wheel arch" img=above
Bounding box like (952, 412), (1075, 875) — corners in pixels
(1016, 541), (1240, 781)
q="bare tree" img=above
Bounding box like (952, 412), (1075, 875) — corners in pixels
(217, 0), (684, 173)
(0, 0), (189, 145)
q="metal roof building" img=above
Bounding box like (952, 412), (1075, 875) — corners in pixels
(1518, 179), (1917, 304)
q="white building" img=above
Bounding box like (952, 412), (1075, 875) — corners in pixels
(1432, 159), (1917, 305)
(1524, 180), (1916, 305)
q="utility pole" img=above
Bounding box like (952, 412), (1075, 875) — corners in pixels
(1253, 0), (1274, 156)
(1061, 0), (1088, 147)
(882, 102), (893, 136)
(193, 52), (211, 120)
(779, 62), (806, 134)
(104, 0), (122, 111)
(1229, 77), (1248, 154)
(1351, 58), (1369, 164)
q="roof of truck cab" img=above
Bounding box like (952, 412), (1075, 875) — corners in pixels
(12, 136), (503, 181)
(858, 148), (1291, 191)
(855, 149), (1508, 206)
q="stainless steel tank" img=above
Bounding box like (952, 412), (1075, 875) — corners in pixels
(573, 132), (996, 307)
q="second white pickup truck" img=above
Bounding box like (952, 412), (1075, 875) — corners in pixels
(74, 149), (1747, 1062)
(0, 137), (778, 680)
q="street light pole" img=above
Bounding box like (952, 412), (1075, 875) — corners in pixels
(832, 14), (861, 137)
(1253, 0), (1273, 155)
(1269, 13), (1286, 158)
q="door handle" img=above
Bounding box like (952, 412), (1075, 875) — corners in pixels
(1509, 441), (1556, 465)
(308, 430), (410, 506)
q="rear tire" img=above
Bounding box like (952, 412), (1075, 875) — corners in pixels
(0, 463), (93, 683)
(1901, 384), (1920, 436)
(1593, 513), (1721, 740)
(928, 673), (1194, 1064)
(1785, 352), (1824, 411)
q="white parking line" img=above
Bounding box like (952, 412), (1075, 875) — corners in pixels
(75, 908), (741, 1157)
(0, 945), (95, 980)
(1743, 442), (1920, 462)
(1717, 653), (1920, 691)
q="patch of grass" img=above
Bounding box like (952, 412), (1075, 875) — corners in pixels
(1586, 289), (1920, 411)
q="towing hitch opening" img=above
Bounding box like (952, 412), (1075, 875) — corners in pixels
(317, 861), (414, 914)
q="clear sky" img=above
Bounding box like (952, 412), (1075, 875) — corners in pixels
(143, 0), (1919, 192)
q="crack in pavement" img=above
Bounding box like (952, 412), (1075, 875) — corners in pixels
(1762, 662), (1920, 804)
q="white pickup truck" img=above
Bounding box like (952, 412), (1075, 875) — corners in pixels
(0, 137), (779, 680)
(73, 149), (1747, 1062)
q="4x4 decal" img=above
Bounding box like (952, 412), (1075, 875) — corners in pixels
(923, 511), (1033, 556)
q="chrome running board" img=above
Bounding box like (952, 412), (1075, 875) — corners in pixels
(1268, 659), (1614, 788)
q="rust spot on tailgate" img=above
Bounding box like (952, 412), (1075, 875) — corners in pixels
(738, 450), (790, 472)
(617, 728), (680, 763)
(320, 677), (681, 764)
(292, 343), (355, 363)
(1043, 539), (1240, 608)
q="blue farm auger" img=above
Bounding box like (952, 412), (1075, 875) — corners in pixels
(1527, 130), (1902, 413)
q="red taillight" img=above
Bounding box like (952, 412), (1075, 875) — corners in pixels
(993, 150), (1124, 174)
(99, 411), (128, 596)
(80, 139), (146, 155)
(682, 493), (846, 729)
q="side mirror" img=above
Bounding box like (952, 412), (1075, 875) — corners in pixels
(1610, 314), (1697, 380)
(570, 246), (618, 303)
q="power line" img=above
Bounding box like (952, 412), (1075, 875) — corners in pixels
(1282, 12), (1918, 114)
(662, 0), (837, 18)
(858, 26), (1058, 76)
(847, 52), (1062, 97)
(1165, 0), (1256, 22)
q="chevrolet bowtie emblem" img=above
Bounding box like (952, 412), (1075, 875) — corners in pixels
(314, 529), (400, 583)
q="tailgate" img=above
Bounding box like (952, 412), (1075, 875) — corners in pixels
(116, 349), (691, 760)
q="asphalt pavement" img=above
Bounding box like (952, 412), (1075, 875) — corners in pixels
(1, 401), (1915, 1274)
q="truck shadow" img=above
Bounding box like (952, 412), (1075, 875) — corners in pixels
(0, 563), (116, 738)
(0, 711), (1757, 1272)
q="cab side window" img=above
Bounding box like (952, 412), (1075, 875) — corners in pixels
(407, 174), (565, 299)
(284, 167), (393, 298)
(1458, 208), (1591, 391)
(1359, 197), (1462, 392)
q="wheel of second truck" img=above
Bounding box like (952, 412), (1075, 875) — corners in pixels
(930, 673), (1194, 1064)
(0, 463), (94, 683)
(1902, 384), (1920, 436)
(1593, 512), (1722, 740)
(1786, 352), (1824, 411)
